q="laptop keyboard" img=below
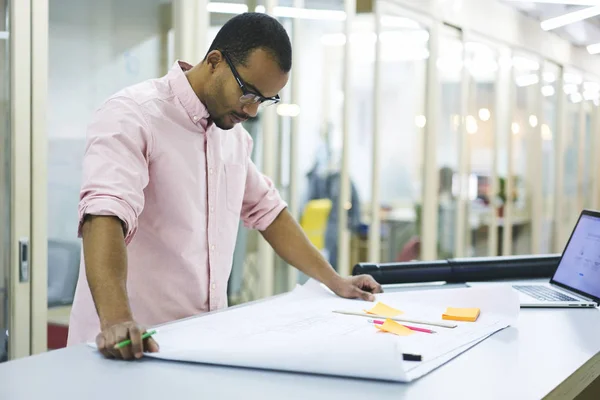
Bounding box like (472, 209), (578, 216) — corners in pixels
(514, 285), (581, 302)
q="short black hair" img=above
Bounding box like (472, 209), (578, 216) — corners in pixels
(207, 13), (292, 73)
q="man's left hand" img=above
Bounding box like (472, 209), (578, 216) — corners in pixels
(329, 275), (383, 302)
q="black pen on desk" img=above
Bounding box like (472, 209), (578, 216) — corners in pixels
(402, 353), (422, 362)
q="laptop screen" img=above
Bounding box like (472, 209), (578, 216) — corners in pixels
(552, 213), (600, 300)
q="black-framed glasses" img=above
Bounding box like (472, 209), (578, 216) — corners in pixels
(220, 50), (281, 108)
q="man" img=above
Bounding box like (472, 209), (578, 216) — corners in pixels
(68, 12), (382, 360)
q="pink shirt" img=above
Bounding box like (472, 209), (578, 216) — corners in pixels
(67, 61), (287, 345)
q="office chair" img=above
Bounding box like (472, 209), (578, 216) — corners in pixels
(47, 239), (81, 307)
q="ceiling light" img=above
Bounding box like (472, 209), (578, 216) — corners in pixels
(529, 115), (538, 128)
(541, 85), (555, 97)
(543, 72), (556, 83)
(380, 30), (429, 43)
(465, 58), (499, 76)
(541, 124), (552, 141)
(321, 33), (347, 46)
(207, 2), (248, 14)
(587, 42), (600, 55)
(273, 6), (346, 20)
(380, 16), (420, 29)
(505, 0), (599, 4)
(478, 108), (491, 122)
(466, 115), (478, 134)
(516, 74), (539, 87)
(511, 122), (520, 135)
(415, 115), (427, 128)
(212, 4), (346, 20)
(571, 93), (583, 103)
(541, 6), (600, 31)
(512, 56), (540, 71)
(277, 104), (301, 117)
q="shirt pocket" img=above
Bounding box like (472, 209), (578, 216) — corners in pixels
(224, 163), (246, 214)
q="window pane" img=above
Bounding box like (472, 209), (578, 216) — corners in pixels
(562, 69), (582, 246)
(511, 52), (539, 255)
(582, 77), (598, 210)
(294, 18), (344, 278)
(378, 10), (428, 263)
(465, 41), (498, 257)
(539, 61), (559, 254)
(47, 0), (170, 313)
(436, 32), (462, 258)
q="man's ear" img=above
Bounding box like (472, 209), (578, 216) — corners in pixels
(205, 50), (223, 73)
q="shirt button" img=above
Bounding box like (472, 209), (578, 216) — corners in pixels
(209, 168), (214, 175)
(210, 206), (214, 213)
(193, 115), (199, 122)
(212, 283), (216, 290)
(211, 244), (215, 251)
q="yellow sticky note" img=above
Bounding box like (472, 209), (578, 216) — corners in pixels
(442, 307), (480, 322)
(364, 302), (403, 318)
(375, 319), (414, 336)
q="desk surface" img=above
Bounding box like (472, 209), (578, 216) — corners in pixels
(2, 285), (600, 400)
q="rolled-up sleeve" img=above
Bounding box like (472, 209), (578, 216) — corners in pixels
(78, 97), (154, 244)
(241, 132), (287, 231)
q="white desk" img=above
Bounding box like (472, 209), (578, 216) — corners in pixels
(1, 284), (600, 400)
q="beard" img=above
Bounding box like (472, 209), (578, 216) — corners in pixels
(203, 83), (237, 130)
(211, 114), (235, 130)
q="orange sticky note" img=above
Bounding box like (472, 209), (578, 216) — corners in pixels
(442, 307), (480, 322)
(375, 319), (414, 336)
(364, 302), (403, 317)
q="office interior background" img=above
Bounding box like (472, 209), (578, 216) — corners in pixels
(2, 0), (600, 361)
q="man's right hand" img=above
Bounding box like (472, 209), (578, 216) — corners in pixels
(95, 321), (159, 360)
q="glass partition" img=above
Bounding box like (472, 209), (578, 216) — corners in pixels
(562, 69), (582, 246)
(376, 5), (428, 263)
(465, 41), (498, 257)
(539, 61), (559, 254)
(435, 30), (462, 259)
(292, 16), (345, 278)
(510, 52), (539, 255)
(581, 76), (598, 210)
(346, 15), (375, 268)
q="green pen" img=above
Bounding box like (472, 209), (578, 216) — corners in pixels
(114, 329), (157, 350)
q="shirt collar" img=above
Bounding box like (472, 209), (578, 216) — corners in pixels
(167, 60), (211, 130)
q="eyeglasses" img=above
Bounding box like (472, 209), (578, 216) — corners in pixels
(221, 50), (281, 108)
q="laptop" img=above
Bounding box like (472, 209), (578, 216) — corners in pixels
(514, 210), (600, 308)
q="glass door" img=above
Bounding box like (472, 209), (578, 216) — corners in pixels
(539, 61), (559, 254)
(0, 0), (10, 363)
(510, 51), (539, 255)
(1, 0), (40, 361)
(375, 1), (429, 263)
(562, 69), (583, 247)
(436, 28), (462, 259)
(464, 40), (499, 257)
